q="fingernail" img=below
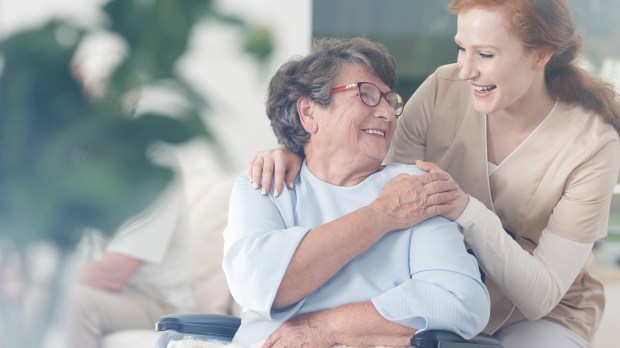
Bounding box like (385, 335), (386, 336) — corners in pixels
(274, 189), (280, 197)
(253, 182), (259, 189)
(288, 182), (294, 190)
(261, 187), (267, 195)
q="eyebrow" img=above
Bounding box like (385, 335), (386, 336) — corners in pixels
(454, 37), (499, 50)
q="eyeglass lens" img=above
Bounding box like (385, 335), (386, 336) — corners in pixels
(359, 82), (404, 116)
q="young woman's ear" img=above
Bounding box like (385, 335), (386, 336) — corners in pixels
(534, 49), (553, 70)
(297, 97), (319, 133)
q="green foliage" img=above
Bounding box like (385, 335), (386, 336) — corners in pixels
(0, 0), (272, 251)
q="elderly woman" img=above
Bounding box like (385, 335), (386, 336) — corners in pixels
(222, 37), (490, 348)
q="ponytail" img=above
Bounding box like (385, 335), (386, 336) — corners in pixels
(546, 38), (620, 134)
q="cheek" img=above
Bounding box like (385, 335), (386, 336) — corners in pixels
(456, 52), (464, 69)
(499, 68), (532, 94)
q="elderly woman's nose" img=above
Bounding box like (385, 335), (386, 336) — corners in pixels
(375, 99), (397, 120)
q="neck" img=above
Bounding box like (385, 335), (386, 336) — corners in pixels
(304, 147), (381, 186)
(492, 77), (556, 132)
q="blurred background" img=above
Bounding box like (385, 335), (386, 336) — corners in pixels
(0, 0), (618, 347)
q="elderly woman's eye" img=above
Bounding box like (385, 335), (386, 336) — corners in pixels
(361, 92), (378, 104)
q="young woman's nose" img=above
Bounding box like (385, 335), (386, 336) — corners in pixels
(458, 53), (478, 81)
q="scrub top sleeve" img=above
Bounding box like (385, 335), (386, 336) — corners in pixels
(385, 72), (438, 165)
(547, 137), (620, 243)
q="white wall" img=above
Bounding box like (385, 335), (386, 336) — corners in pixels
(0, 0), (312, 172)
(179, 0), (312, 172)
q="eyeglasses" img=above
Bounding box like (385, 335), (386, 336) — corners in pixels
(330, 82), (404, 117)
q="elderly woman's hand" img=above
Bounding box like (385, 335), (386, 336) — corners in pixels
(415, 160), (469, 221)
(262, 312), (332, 348)
(369, 168), (461, 231)
(248, 148), (303, 196)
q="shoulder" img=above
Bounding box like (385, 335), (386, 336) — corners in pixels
(434, 63), (461, 80)
(415, 63), (472, 104)
(558, 102), (620, 149)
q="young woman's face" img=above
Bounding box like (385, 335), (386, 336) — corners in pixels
(455, 6), (542, 115)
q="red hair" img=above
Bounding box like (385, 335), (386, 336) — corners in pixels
(449, 0), (620, 133)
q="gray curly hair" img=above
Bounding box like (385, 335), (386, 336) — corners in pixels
(266, 37), (398, 155)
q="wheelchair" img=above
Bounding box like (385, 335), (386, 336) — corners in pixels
(155, 313), (502, 348)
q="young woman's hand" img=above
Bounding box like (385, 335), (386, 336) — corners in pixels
(416, 160), (469, 221)
(248, 148), (303, 196)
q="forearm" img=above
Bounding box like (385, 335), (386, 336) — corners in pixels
(456, 197), (591, 319)
(79, 252), (141, 292)
(275, 206), (388, 308)
(323, 302), (416, 347)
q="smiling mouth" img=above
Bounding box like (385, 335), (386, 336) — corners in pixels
(363, 129), (385, 137)
(473, 84), (496, 93)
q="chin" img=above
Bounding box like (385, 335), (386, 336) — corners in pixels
(472, 101), (498, 115)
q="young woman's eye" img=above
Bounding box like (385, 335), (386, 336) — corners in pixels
(479, 52), (494, 59)
(455, 44), (465, 52)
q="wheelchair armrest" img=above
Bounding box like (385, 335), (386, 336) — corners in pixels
(155, 315), (502, 348)
(156, 313), (240, 340)
(411, 330), (502, 348)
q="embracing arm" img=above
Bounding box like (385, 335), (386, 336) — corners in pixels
(458, 199), (593, 320)
(456, 139), (620, 319)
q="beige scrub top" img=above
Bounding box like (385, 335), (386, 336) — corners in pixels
(385, 63), (620, 341)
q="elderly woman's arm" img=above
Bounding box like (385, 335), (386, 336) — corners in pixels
(263, 218), (489, 347)
(263, 301), (415, 348)
(224, 172), (459, 313)
(274, 171), (459, 308)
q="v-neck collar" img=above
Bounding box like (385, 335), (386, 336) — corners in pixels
(485, 100), (558, 174)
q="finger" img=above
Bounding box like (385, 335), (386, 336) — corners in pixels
(425, 189), (460, 206)
(398, 173), (448, 189)
(415, 159), (433, 172)
(273, 156), (286, 196)
(263, 330), (281, 348)
(424, 179), (459, 194)
(421, 203), (453, 221)
(416, 160), (445, 174)
(247, 152), (258, 182)
(261, 156), (275, 195)
(424, 171), (451, 182)
(251, 153), (266, 189)
(285, 159), (302, 190)
(416, 160), (443, 174)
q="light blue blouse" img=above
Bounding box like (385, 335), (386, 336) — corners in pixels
(223, 162), (490, 346)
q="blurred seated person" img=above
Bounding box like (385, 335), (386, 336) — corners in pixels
(66, 153), (194, 348)
(222, 37), (490, 348)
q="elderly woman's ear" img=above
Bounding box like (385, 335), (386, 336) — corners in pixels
(297, 97), (319, 134)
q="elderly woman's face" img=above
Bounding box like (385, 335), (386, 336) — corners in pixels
(312, 64), (397, 164)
